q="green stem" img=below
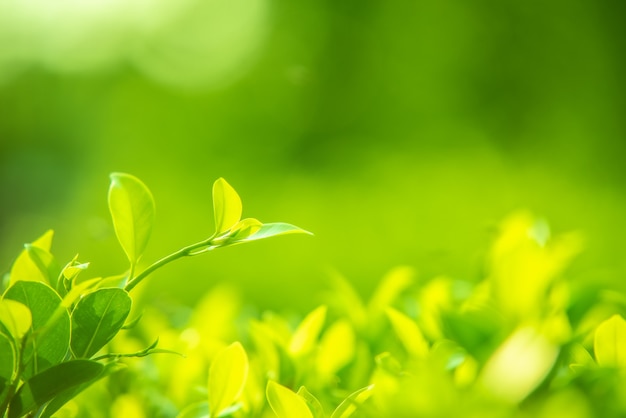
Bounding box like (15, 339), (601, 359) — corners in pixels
(124, 236), (215, 293)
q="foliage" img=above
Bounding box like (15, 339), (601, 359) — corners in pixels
(3, 176), (626, 418)
(0, 174), (309, 418)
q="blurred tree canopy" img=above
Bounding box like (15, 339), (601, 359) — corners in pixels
(1, 0), (625, 309)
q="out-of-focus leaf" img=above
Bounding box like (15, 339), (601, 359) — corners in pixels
(213, 178), (242, 234)
(330, 384), (375, 418)
(317, 319), (356, 377)
(594, 314), (626, 368)
(297, 387), (325, 418)
(8, 360), (104, 418)
(108, 172), (155, 265)
(242, 223), (312, 242)
(386, 307), (429, 358)
(0, 299), (32, 340)
(71, 288), (132, 358)
(288, 306), (327, 356)
(480, 327), (559, 403)
(208, 342), (249, 418)
(4, 281), (70, 379)
(176, 401), (209, 418)
(9, 230), (54, 286)
(368, 266), (414, 315)
(266, 381), (313, 418)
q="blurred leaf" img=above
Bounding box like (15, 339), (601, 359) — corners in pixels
(317, 319), (356, 377)
(208, 342), (249, 418)
(8, 360), (104, 418)
(368, 266), (414, 315)
(71, 288), (132, 358)
(296, 387), (325, 418)
(594, 314), (626, 368)
(0, 299), (32, 340)
(108, 172), (156, 266)
(4, 281), (70, 379)
(374, 352), (402, 376)
(266, 381), (313, 418)
(213, 178), (242, 235)
(330, 384), (375, 418)
(176, 401), (209, 418)
(480, 327), (559, 403)
(289, 306), (327, 356)
(386, 307), (429, 358)
(9, 230), (54, 286)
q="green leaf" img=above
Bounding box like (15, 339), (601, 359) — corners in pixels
(385, 307), (429, 358)
(242, 223), (312, 242)
(288, 306), (327, 356)
(0, 299), (32, 340)
(8, 360), (104, 418)
(9, 230), (54, 286)
(4, 281), (70, 379)
(316, 319), (356, 377)
(330, 385), (375, 418)
(296, 387), (325, 418)
(266, 381), (313, 418)
(0, 332), (15, 383)
(594, 314), (626, 368)
(108, 172), (156, 265)
(213, 178), (242, 234)
(39, 362), (124, 418)
(208, 342), (249, 418)
(71, 288), (132, 358)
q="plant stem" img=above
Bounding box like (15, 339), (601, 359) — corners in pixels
(124, 236), (215, 293)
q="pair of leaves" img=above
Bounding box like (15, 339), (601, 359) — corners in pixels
(266, 381), (375, 418)
(8, 230), (58, 288)
(212, 178), (312, 247)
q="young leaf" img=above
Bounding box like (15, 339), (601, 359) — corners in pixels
(213, 178), (242, 234)
(242, 223), (312, 243)
(208, 342), (249, 418)
(71, 288), (132, 358)
(594, 314), (626, 368)
(330, 384), (375, 418)
(385, 307), (429, 358)
(266, 381), (313, 418)
(9, 230), (54, 286)
(8, 360), (104, 418)
(317, 319), (356, 377)
(296, 387), (325, 418)
(25, 244), (60, 289)
(108, 172), (156, 266)
(4, 281), (71, 379)
(289, 306), (327, 356)
(0, 299), (32, 340)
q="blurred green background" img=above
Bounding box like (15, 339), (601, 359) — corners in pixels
(1, 0), (625, 310)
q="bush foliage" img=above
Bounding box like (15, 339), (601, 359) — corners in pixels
(1, 175), (625, 418)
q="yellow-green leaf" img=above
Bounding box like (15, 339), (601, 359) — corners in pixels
(288, 306), (327, 356)
(0, 299), (32, 340)
(330, 384), (375, 418)
(242, 223), (312, 242)
(208, 342), (249, 418)
(594, 314), (626, 368)
(317, 319), (356, 377)
(296, 387), (325, 418)
(212, 178), (242, 235)
(9, 230), (54, 286)
(266, 381), (313, 418)
(385, 307), (429, 358)
(108, 172), (155, 265)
